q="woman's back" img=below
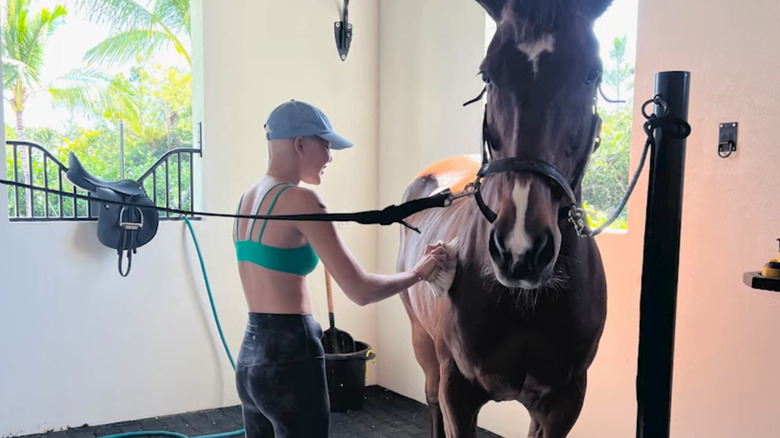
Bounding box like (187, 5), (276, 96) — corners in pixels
(234, 178), (318, 314)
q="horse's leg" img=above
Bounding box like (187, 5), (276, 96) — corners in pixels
(400, 292), (446, 438)
(439, 358), (488, 438)
(416, 322), (447, 437)
(526, 374), (587, 438)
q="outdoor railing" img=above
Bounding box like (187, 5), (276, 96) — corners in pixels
(5, 131), (202, 222)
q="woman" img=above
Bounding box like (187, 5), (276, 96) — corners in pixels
(233, 99), (448, 437)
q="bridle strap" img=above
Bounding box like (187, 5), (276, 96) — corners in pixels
(479, 158), (579, 205)
(471, 99), (601, 232)
(473, 179), (497, 223)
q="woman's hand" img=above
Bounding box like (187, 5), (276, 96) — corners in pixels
(412, 243), (449, 282)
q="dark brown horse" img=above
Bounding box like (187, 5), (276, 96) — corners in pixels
(397, 0), (612, 436)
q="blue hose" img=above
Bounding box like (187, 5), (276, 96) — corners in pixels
(100, 217), (244, 438)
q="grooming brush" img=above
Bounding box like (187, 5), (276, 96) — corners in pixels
(426, 236), (460, 297)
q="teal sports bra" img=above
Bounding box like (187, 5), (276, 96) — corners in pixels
(234, 182), (319, 276)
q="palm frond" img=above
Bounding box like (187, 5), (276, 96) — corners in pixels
(72, 0), (154, 32)
(83, 29), (170, 66)
(1, 1), (68, 105)
(22, 6), (66, 69)
(154, 0), (190, 35)
(48, 67), (142, 129)
(2, 57), (40, 92)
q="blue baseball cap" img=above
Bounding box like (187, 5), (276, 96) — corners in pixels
(264, 99), (354, 150)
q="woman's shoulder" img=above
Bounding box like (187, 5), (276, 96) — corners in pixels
(277, 185), (328, 214)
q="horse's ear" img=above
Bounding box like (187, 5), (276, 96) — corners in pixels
(581, 0), (613, 18)
(475, 0), (507, 21)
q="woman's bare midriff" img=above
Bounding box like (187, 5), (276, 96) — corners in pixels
(237, 262), (313, 314)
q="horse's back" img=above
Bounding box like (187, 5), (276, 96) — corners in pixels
(402, 154), (481, 202)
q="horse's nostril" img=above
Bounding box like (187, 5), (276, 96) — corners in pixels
(489, 229), (512, 264)
(532, 230), (555, 270)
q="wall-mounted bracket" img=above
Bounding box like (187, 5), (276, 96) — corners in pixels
(718, 122), (738, 158)
(334, 0), (353, 61)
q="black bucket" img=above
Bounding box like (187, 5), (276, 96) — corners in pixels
(324, 341), (376, 412)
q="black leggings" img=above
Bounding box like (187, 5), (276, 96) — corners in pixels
(235, 313), (330, 437)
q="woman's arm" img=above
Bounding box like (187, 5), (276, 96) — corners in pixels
(291, 188), (445, 306)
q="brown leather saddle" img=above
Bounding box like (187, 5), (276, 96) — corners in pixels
(66, 152), (159, 276)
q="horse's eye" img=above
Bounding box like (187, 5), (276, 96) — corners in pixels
(585, 68), (602, 85)
(481, 71), (492, 86)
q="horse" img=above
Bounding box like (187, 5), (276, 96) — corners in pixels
(396, 0), (613, 436)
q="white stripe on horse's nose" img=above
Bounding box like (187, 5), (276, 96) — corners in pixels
(506, 181), (533, 257)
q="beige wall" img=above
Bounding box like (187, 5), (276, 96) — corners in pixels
(0, 0), (380, 435)
(634, 0), (780, 437)
(580, 0), (780, 437)
(375, 0), (486, 402)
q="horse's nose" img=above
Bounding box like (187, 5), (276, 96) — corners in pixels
(524, 230), (555, 275)
(491, 228), (555, 280)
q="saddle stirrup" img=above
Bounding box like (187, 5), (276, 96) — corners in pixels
(118, 229), (136, 277)
(117, 206), (143, 277)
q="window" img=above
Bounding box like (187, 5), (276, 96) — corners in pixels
(3, 0), (196, 220)
(584, 0), (638, 232)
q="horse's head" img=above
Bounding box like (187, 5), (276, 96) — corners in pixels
(474, 0), (612, 289)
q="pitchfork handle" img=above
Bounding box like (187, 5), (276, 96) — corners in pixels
(325, 269), (335, 326)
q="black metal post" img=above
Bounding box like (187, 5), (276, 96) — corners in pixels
(636, 71), (691, 438)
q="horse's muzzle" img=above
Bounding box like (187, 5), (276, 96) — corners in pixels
(489, 228), (556, 288)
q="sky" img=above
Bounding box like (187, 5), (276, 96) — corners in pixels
(594, 0), (639, 69)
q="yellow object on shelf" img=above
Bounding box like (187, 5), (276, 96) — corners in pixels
(761, 267), (780, 278)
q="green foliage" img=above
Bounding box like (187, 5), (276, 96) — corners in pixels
(4, 0), (193, 219)
(602, 36), (633, 103)
(3, 0), (142, 136)
(582, 104), (632, 228)
(2, 0), (67, 133)
(581, 35), (635, 231)
(6, 63), (193, 219)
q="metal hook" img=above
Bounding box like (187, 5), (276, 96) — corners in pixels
(334, 0), (353, 61)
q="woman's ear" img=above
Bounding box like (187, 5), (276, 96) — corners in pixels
(294, 136), (305, 156)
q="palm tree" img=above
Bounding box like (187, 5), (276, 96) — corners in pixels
(2, 0), (141, 216)
(74, 0), (191, 67)
(73, 0), (192, 161)
(602, 36), (633, 107)
(3, 0), (66, 142)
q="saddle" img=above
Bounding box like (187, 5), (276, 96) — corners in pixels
(66, 152), (159, 276)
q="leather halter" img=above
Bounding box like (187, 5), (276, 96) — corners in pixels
(469, 98), (603, 238)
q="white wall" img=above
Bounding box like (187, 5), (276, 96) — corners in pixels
(0, 0), (380, 435)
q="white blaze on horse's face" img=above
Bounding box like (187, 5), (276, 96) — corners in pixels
(517, 34), (555, 77)
(505, 181), (533, 256)
(489, 179), (562, 290)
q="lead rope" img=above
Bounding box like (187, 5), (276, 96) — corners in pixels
(585, 94), (691, 237)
